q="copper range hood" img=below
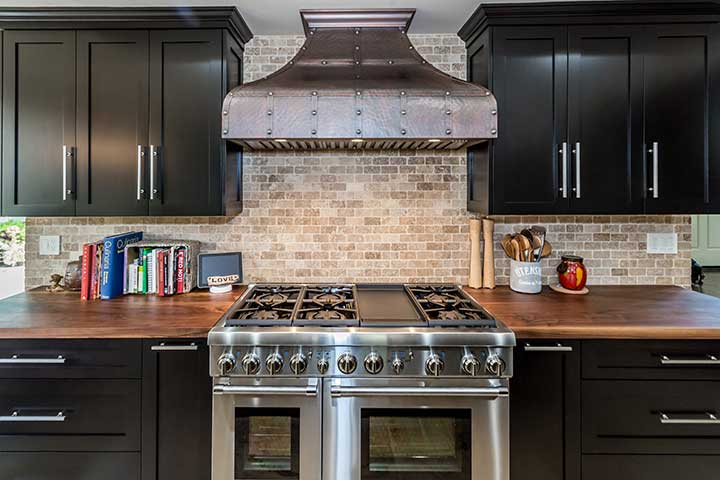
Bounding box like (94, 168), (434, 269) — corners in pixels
(222, 9), (498, 150)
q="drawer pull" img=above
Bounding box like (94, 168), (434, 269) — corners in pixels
(524, 343), (573, 352)
(660, 355), (720, 365)
(151, 343), (198, 351)
(0, 355), (66, 365)
(660, 412), (720, 425)
(0, 411), (66, 422)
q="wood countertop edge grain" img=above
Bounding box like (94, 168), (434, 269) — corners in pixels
(1, 285), (720, 340)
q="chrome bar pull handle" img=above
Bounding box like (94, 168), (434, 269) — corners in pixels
(574, 142), (581, 198)
(0, 411), (66, 422)
(213, 382), (318, 397)
(151, 342), (198, 351)
(330, 385), (509, 398)
(62, 145), (73, 201)
(660, 354), (720, 365)
(560, 142), (568, 198)
(149, 145), (156, 200)
(136, 145), (144, 200)
(0, 355), (66, 364)
(660, 412), (720, 425)
(524, 343), (573, 352)
(649, 142), (659, 198)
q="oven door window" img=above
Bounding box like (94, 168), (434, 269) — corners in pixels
(361, 409), (471, 480)
(235, 408), (300, 479)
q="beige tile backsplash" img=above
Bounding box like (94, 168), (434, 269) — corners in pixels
(23, 34), (691, 289)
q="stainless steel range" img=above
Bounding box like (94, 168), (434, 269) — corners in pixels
(209, 284), (515, 480)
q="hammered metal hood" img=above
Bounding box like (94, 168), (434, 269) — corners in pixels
(222, 9), (498, 150)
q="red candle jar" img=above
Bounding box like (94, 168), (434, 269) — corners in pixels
(556, 255), (588, 290)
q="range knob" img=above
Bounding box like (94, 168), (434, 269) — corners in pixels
(317, 357), (329, 374)
(289, 353), (308, 375)
(486, 354), (506, 376)
(364, 352), (384, 375)
(265, 353), (284, 375)
(461, 354), (481, 376)
(241, 353), (261, 375)
(217, 353), (236, 375)
(391, 357), (405, 374)
(337, 353), (357, 374)
(425, 353), (445, 376)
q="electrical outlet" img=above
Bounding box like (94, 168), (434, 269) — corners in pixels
(39, 235), (61, 256)
(647, 233), (677, 254)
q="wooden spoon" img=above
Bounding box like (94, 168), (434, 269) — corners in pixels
(539, 240), (552, 259)
(516, 234), (533, 262)
(501, 234), (515, 259)
(510, 237), (522, 261)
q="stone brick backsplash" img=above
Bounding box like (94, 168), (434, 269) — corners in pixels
(23, 34), (691, 289)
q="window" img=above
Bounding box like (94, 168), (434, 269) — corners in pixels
(0, 218), (25, 300)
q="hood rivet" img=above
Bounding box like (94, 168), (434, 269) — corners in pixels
(356, 91), (362, 96)
(356, 129), (362, 135)
(267, 129), (272, 135)
(311, 110), (317, 115)
(356, 110), (362, 115)
(355, 61), (360, 65)
(491, 110), (497, 115)
(401, 129), (407, 135)
(388, 60), (394, 65)
(223, 129), (228, 134)
(268, 92), (273, 96)
(222, 110), (228, 115)
(400, 91), (406, 96)
(485, 91), (491, 96)
(267, 110), (272, 115)
(445, 110), (452, 115)
(446, 129), (452, 135)
(401, 110), (407, 115)
(321, 60), (328, 65)
(312, 91), (318, 96)
(409, 46), (414, 50)
(311, 129), (317, 135)
(355, 30), (360, 35)
(491, 129), (497, 134)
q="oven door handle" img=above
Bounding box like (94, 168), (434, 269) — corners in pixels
(213, 383), (318, 397)
(330, 385), (509, 398)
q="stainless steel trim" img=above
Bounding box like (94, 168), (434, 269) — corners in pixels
(575, 141), (581, 198)
(213, 383), (319, 397)
(524, 344), (573, 352)
(660, 354), (720, 365)
(149, 145), (156, 200)
(651, 141), (659, 198)
(0, 355), (66, 364)
(136, 145), (143, 200)
(560, 142), (568, 198)
(62, 145), (69, 201)
(330, 385), (508, 398)
(0, 411), (66, 422)
(660, 412), (720, 425)
(151, 343), (198, 351)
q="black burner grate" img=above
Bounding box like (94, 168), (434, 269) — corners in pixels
(294, 285), (359, 327)
(225, 285), (303, 326)
(405, 285), (496, 327)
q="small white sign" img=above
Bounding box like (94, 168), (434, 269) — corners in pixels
(647, 233), (677, 254)
(39, 235), (61, 256)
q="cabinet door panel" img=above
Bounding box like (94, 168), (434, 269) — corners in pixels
(492, 27), (568, 214)
(149, 30), (223, 216)
(510, 340), (580, 480)
(583, 455), (720, 480)
(142, 340), (211, 480)
(2, 31), (76, 216)
(76, 31), (149, 216)
(568, 27), (643, 213)
(0, 452), (139, 480)
(645, 25), (716, 213)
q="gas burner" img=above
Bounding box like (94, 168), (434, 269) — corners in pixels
(306, 309), (347, 321)
(311, 291), (347, 305)
(406, 285), (496, 327)
(295, 285), (359, 326)
(224, 285), (302, 326)
(255, 291), (290, 306)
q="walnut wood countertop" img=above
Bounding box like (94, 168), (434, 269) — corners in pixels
(0, 285), (719, 339)
(0, 287), (246, 339)
(465, 286), (720, 340)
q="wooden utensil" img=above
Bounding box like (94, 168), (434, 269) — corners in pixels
(501, 234), (514, 259)
(516, 234), (533, 262)
(469, 219), (482, 289)
(530, 225), (547, 263)
(540, 240), (552, 259)
(510, 237), (522, 261)
(482, 218), (495, 289)
(521, 228), (543, 261)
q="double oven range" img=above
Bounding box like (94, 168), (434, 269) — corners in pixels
(208, 284), (515, 480)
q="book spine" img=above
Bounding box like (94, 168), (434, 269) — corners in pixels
(176, 249), (185, 294)
(89, 244), (99, 300)
(80, 244), (91, 301)
(158, 251), (165, 297)
(147, 250), (156, 294)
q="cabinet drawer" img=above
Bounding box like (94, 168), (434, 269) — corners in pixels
(0, 452), (139, 480)
(583, 340), (720, 380)
(0, 340), (141, 379)
(0, 379), (140, 451)
(583, 455), (720, 480)
(583, 380), (720, 454)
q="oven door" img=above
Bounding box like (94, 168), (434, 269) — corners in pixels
(212, 378), (322, 480)
(324, 378), (508, 480)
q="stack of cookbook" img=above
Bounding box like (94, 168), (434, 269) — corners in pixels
(123, 240), (199, 296)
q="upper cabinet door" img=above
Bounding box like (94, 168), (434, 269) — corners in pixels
(644, 24), (718, 213)
(149, 30), (223, 216)
(2, 31), (76, 216)
(76, 31), (150, 216)
(567, 27), (644, 214)
(492, 27), (569, 214)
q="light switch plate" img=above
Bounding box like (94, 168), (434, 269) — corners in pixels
(647, 233), (677, 254)
(39, 235), (61, 256)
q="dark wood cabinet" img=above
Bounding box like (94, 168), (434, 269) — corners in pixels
(0, 8), (251, 217)
(1, 31), (76, 216)
(0, 452), (140, 480)
(142, 339), (212, 480)
(461, 2), (720, 215)
(76, 30), (150, 216)
(148, 30), (224, 216)
(510, 340), (580, 480)
(644, 24), (720, 213)
(583, 455), (720, 480)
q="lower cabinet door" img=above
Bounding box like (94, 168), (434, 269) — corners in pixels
(583, 455), (720, 480)
(0, 452), (139, 480)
